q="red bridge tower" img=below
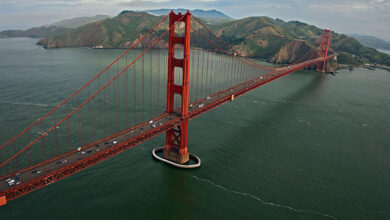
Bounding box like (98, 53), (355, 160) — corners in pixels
(162, 11), (192, 164)
(317, 29), (332, 73)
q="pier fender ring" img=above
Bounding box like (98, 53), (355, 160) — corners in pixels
(152, 147), (201, 168)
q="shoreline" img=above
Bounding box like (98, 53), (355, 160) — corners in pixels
(1, 37), (388, 71)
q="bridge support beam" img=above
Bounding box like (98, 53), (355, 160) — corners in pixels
(161, 11), (192, 165)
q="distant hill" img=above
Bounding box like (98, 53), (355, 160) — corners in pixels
(35, 11), (390, 67)
(146, 9), (233, 24)
(0, 26), (68, 38)
(0, 15), (109, 39)
(44, 15), (109, 28)
(146, 8), (231, 19)
(349, 34), (390, 50)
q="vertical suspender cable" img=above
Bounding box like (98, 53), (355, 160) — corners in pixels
(157, 48), (160, 114)
(133, 49), (137, 126)
(67, 118), (71, 151)
(142, 44), (145, 122)
(150, 48), (153, 119)
(125, 53), (128, 129)
(53, 112), (59, 156)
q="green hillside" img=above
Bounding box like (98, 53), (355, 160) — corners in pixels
(38, 11), (167, 48)
(37, 11), (390, 66)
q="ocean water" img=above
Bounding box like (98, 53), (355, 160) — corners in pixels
(0, 38), (389, 219)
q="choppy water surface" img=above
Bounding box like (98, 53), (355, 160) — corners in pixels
(0, 38), (389, 219)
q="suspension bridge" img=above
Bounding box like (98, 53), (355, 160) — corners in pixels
(0, 11), (334, 206)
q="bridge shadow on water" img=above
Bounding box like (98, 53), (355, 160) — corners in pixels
(211, 71), (329, 156)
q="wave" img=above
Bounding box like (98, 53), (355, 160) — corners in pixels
(3, 101), (77, 110)
(11, 102), (49, 107)
(297, 117), (312, 126)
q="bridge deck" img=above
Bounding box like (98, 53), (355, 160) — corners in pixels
(0, 113), (179, 192)
(0, 56), (332, 200)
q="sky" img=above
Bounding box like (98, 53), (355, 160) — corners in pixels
(0, 0), (389, 41)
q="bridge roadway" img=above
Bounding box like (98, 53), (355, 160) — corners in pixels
(0, 56), (333, 201)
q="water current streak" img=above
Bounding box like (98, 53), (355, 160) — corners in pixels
(192, 175), (338, 220)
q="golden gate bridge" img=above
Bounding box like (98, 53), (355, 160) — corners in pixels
(0, 11), (334, 206)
